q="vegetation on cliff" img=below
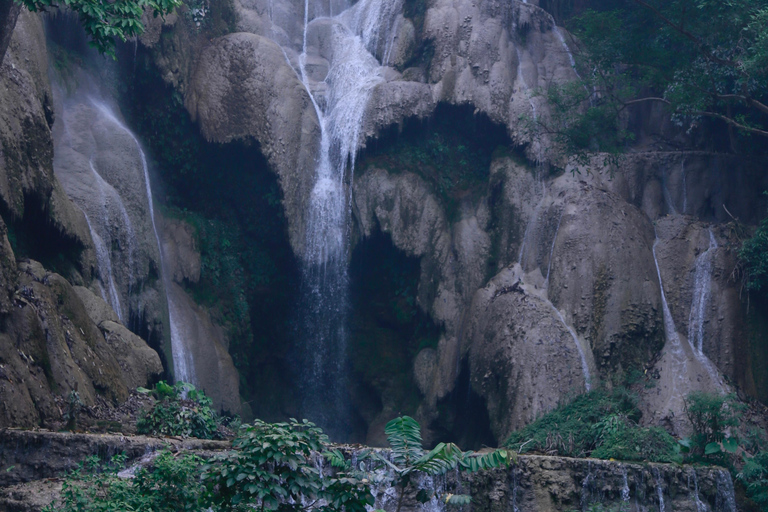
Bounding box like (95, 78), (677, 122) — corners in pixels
(539, 0), (768, 159)
(45, 415), (514, 511)
(15, 0), (180, 57)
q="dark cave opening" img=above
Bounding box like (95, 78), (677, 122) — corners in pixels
(348, 227), (440, 444)
(431, 358), (497, 450)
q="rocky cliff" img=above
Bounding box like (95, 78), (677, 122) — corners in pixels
(0, 11), (165, 428)
(123, 0), (768, 444)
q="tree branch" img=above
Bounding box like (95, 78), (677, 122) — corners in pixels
(694, 111), (768, 138)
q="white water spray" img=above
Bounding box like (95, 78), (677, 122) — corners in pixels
(292, 0), (401, 437)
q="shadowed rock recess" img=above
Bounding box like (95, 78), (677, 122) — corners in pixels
(0, 0), (766, 509)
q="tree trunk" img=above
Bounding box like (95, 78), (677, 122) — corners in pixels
(0, 0), (21, 68)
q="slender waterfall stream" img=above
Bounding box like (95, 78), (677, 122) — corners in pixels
(291, 0), (401, 437)
(90, 101), (195, 384)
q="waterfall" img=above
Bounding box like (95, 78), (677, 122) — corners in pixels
(651, 234), (689, 409)
(82, 213), (123, 321)
(653, 467), (666, 512)
(292, 0), (400, 438)
(714, 470), (736, 512)
(510, 468), (521, 512)
(621, 467), (631, 504)
(688, 230), (717, 353)
(90, 100), (195, 384)
(686, 230), (726, 393)
(688, 469), (706, 512)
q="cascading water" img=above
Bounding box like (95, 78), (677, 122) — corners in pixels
(714, 470), (737, 512)
(688, 231), (717, 353)
(651, 233), (690, 410)
(82, 213), (123, 320)
(291, 0), (401, 438)
(688, 469), (706, 512)
(653, 467), (666, 512)
(649, 225), (728, 424)
(684, 230), (726, 393)
(621, 467), (630, 504)
(90, 101), (195, 384)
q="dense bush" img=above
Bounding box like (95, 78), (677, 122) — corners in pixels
(738, 451), (768, 512)
(740, 214), (768, 292)
(682, 392), (745, 465)
(136, 381), (224, 440)
(43, 451), (203, 512)
(202, 419), (373, 512)
(590, 420), (681, 463)
(505, 388), (642, 458)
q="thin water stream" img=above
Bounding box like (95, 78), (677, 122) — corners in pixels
(91, 100), (195, 384)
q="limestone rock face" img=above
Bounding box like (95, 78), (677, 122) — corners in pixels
(74, 286), (163, 391)
(158, 216), (201, 285)
(546, 181), (664, 377)
(0, 11), (96, 284)
(166, 282), (242, 414)
(0, 261), (162, 428)
(185, 32), (321, 253)
(159, 216), (242, 414)
(466, 267), (589, 441)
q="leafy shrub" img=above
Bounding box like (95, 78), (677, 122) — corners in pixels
(374, 416), (516, 512)
(137, 381), (223, 439)
(682, 392), (745, 464)
(43, 451), (202, 512)
(738, 451), (768, 512)
(590, 419), (681, 463)
(505, 388), (640, 458)
(202, 419), (373, 512)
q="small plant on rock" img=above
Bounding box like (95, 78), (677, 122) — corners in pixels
(681, 392), (745, 464)
(136, 381), (223, 439)
(369, 416), (516, 512)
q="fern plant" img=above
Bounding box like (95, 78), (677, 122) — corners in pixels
(371, 416), (515, 512)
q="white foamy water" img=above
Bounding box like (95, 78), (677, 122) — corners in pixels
(292, 0), (401, 437)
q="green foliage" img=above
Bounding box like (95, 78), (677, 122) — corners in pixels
(373, 416), (515, 512)
(740, 212), (768, 291)
(136, 381), (223, 439)
(590, 418), (681, 463)
(541, 0), (768, 162)
(43, 451), (203, 512)
(17, 0), (181, 58)
(505, 388), (641, 458)
(682, 392), (745, 464)
(738, 451), (768, 512)
(202, 419), (373, 512)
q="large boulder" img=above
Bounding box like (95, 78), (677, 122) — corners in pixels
(0, 260), (162, 428)
(466, 267), (590, 441)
